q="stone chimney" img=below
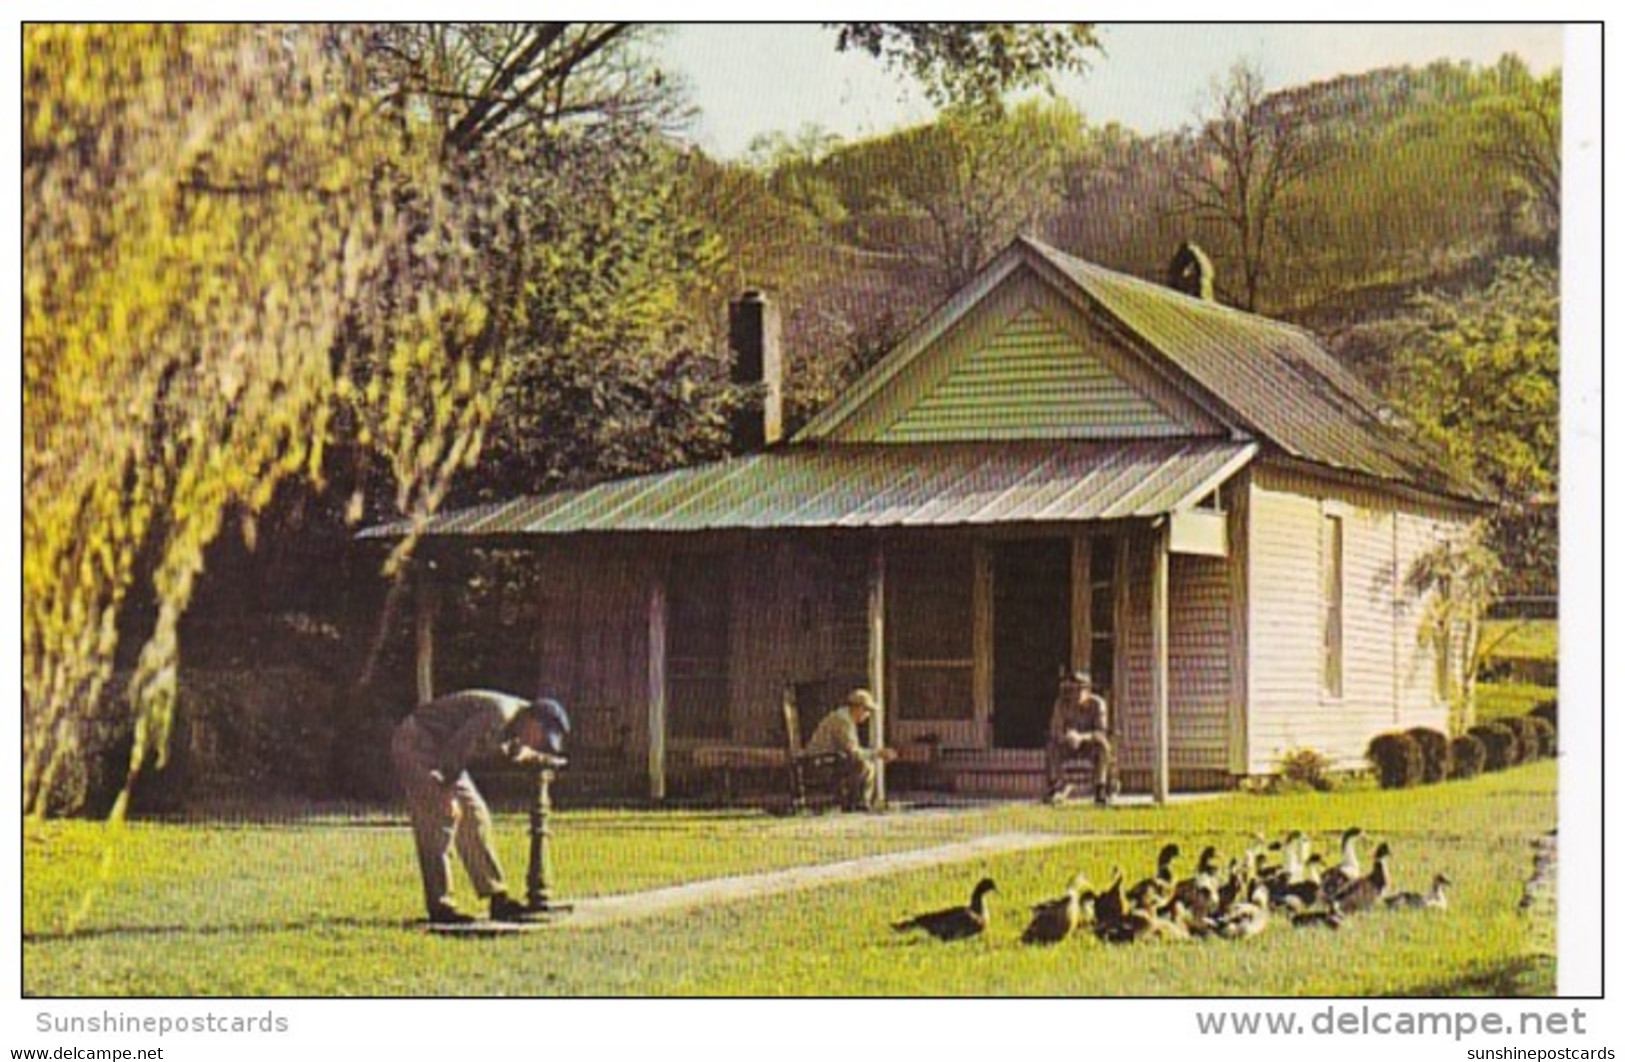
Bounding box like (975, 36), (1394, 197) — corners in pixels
(728, 290), (783, 450)
(1167, 241), (1216, 301)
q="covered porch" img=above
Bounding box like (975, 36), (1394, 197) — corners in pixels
(386, 439), (1258, 805)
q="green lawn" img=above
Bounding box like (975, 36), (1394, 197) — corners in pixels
(1482, 619), (1557, 663)
(24, 761), (1557, 997)
(1477, 618), (1556, 723)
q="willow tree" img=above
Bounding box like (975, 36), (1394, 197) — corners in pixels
(23, 26), (506, 820)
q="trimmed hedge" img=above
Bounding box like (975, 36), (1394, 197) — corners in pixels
(1449, 734), (1488, 779)
(1523, 715), (1558, 758)
(1406, 727), (1452, 784)
(1503, 716), (1544, 764)
(1469, 722), (1519, 771)
(1367, 731), (1424, 789)
(1529, 698), (1557, 732)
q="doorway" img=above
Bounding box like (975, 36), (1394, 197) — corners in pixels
(992, 539), (1071, 748)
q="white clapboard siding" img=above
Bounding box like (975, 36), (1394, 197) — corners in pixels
(1168, 552), (1232, 771)
(1246, 483), (1326, 770)
(1247, 467), (1462, 772)
(1112, 532), (1232, 778)
(1394, 510), (1461, 728)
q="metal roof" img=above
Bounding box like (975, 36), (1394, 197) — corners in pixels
(360, 440), (1257, 540)
(1021, 239), (1486, 501)
(796, 237), (1484, 503)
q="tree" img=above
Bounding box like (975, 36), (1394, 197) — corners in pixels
(1473, 58), (1560, 236)
(364, 23), (673, 155)
(1408, 526), (1503, 734)
(23, 26), (506, 821)
(1174, 60), (1327, 311)
(865, 101), (1085, 292)
(1387, 258), (1559, 594)
(830, 23), (1101, 111)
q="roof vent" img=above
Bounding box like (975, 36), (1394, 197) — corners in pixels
(1167, 241), (1216, 301)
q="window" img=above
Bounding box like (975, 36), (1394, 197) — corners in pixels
(1322, 514), (1344, 698)
(888, 543), (975, 721)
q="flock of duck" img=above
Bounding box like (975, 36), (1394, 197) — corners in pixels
(891, 827), (1451, 946)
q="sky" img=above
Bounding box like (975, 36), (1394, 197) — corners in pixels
(659, 23), (1566, 158)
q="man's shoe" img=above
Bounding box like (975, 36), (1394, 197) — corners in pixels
(489, 893), (532, 922)
(427, 904), (476, 926)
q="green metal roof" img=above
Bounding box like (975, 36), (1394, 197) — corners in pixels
(1023, 239), (1480, 499)
(799, 237), (1485, 503)
(360, 440), (1257, 540)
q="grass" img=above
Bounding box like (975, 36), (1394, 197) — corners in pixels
(1476, 617), (1556, 723)
(1481, 620), (1557, 663)
(1477, 682), (1557, 723)
(24, 761), (1557, 997)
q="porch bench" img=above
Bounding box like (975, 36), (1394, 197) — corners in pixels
(689, 744), (788, 803)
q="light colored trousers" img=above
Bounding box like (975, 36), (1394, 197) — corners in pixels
(392, 718), (508, 914)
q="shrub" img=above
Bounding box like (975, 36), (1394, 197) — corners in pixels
(1523, 715), (1558, 758)
(1469, 723), (1519, 771)
(1502, 716), (1545, 764)
(1529, 698), (1557, 731)
(1274, 746), (1335, 793)
(1367, 731), (1423, 789)
(1449, 734), (1488, 779)
(1406, 727), (1452, 784)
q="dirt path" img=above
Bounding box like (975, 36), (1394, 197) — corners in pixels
(558, 831), (1084, 930)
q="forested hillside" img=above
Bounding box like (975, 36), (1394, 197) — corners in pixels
(25, 26), (1559, 816)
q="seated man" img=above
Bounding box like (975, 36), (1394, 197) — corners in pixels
(1045, 670), (1116, 805)
(391, 689), (570, 924)
(804, 689), (898, 812)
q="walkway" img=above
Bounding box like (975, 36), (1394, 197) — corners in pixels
(560, 830), (1083, 930)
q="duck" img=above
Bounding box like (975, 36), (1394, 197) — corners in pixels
(1021, 873), (1091, 945)
(1170, 845), (1223, 920)
(1329, 842), (1392, 914)
(1097, 894), (1190, 944)
(892, 877), (997, 941)
(1214, 882), (1272, 939)
(1291, 905), (1344, 930)
(1271, 855), (1326, 911)
(1385, 873), (1451, 911)
(1127, 843), (1181, 910)
(1318, 827), (1366, 900)
(1092, 865), (1127, 934)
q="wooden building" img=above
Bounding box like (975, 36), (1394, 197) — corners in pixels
(364, 237), (1487, 802)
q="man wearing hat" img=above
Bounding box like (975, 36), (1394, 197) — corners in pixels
(392, 689), (570, 924)
(805, 688), (898, 812)
(1045, 670), (1116, 805)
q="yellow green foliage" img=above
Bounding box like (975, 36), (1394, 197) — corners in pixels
(23, 26), (502, 820)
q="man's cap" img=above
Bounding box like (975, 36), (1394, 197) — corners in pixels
(1061, 669), (1093, 688)
(846, 689), (878, 711)
(515, 697), (571, 755)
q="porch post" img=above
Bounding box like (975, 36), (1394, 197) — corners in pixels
(1070, 534), (1092, 674)
(1150, 522), (1171, 805)
(647, 568), (668, 802)
(414, 561), (437, 704)
(867, 538), (887, 805)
